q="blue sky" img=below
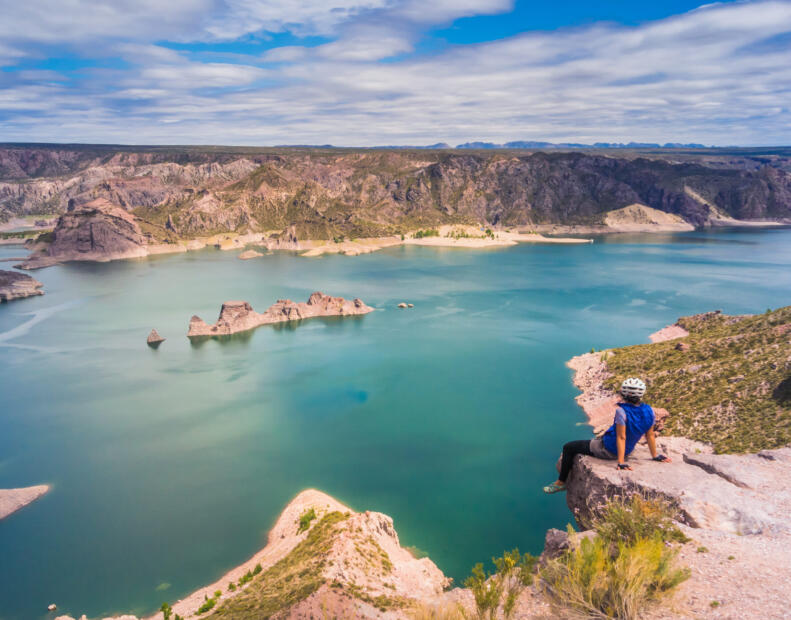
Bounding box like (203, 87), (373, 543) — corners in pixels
(0, 0), (789, 145)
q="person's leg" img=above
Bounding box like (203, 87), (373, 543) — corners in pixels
(558, 439), (593, 483)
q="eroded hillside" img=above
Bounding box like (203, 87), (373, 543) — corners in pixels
(604, 307), (791, 453)
(2, 146), (790, 238)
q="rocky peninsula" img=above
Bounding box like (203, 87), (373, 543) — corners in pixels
(0, 485), (49, 520)
(187, 292), (374, 338)
(0, 269), (44, 301)
(19, 198), (147, 269)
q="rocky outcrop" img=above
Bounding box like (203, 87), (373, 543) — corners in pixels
(0, 485), (49, 520)
(0, 269), (44, 301)
(18, 198), (146, 269)
(187, 292), (374, 337)
(146, 329), (165, 347)
(262, 224), (301, 250)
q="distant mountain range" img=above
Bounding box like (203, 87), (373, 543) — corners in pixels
(280, 141), (708, 150)
(455, 141), (708, 149)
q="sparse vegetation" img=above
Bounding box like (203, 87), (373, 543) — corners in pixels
(414, 228), (440, 239)
(207, 511), (349, 618)
(297, 507), (317, 533)
(604, 307), (791, 453)
(541, 495), (690, 620)
(579, 494), (690, 546)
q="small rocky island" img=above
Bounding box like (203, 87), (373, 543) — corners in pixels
(188, 292), (374, 337)
(0, 269), (44, 301)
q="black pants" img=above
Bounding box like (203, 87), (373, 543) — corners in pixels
(559, 439), (593, 483)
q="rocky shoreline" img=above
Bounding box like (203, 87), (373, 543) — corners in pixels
(187, 292), (374, 338)
(0, 269), (44, 301)
(0, 485), (49, 520)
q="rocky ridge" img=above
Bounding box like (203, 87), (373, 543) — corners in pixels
(187, 292), (374, 337)
(2, 146), (790, 238)
(0, 269), (44, 301)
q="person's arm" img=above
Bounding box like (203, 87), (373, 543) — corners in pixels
(645, 426), (672, 463)
(616, 424), (631, 470)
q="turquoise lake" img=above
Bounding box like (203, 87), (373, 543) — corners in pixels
(1, 229), (790, 619)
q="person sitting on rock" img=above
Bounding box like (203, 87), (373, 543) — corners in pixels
(543, 377), (671, 494)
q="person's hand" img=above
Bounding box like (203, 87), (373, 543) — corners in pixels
(652, 454), (672, 463)
(616, 463), (632, 471)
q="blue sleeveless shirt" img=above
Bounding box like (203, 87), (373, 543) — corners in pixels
(601, 402), (655, 456)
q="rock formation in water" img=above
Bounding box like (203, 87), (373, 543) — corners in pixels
(237, 249), (263, 260)
(18, 198), (147, 269)
(188, 292), (374, 337)
(146, 329), (165, 347)
(0, 269), (44, 301)
(0, 485), (49, 520)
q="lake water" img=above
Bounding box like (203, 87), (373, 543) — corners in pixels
(1, 229), (790, 619)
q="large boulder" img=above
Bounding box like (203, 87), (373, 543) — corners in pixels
(18, 198), (146, 269)
(0, 270), (43, 301)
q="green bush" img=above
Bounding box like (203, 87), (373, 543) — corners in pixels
(160, 602), (172, 620)
(253, 563), (262, 575)
(463, 548), (537, 619)
(197, 597), (217, 614)
(414, 229), (439, 239)
(297, 508), (317, 533)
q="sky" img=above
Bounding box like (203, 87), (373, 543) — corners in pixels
(0, 0), (789, 146)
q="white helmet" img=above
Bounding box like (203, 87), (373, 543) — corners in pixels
(620, 377), (646, 399)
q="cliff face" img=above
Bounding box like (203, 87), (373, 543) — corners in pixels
(2, 146), (789, 236)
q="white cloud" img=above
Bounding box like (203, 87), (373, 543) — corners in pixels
(0, 1), (790, 145)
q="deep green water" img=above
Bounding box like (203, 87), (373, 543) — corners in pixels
(1, 229), (790, 620)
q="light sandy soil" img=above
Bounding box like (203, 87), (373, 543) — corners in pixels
(603, 204), (695, 232)
(302, 225), (590, 257)
(0, 485), (49, 520)
(650, 323), (690, 343)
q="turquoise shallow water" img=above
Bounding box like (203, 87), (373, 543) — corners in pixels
(1, 229), (790, 619)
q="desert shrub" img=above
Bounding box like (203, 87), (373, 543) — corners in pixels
(227, 582), (236, 592)
(581, 494), (689, 546)
(160, 602), (172, 620)
(252, 562), (263, 575)
(463, 548), (537, 619)
(197, 597), (216, 614)
(298, 508), (317, 533)
(540, 525), (689, 620)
